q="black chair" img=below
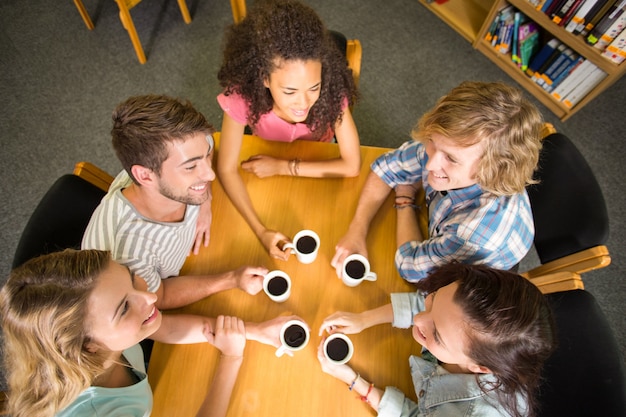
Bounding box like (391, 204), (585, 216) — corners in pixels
(539, 289), (626, 417)
(12, 167), (109, 269)
(522, 132), (610, 279)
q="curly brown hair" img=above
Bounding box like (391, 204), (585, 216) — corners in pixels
(217, 0), (357, 139)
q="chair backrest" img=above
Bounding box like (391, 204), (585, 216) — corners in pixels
(527, 133), (609, 264)
(538, 289), (626, 416)
(11, 174), (106, 269)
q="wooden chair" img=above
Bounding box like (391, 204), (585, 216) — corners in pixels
(72, 0), (192, 64)
(228, 0), (362, 87)
(521, 131), (611, 280)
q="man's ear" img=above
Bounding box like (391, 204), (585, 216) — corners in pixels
(467, 363), (492, 374)
(130, 165), (155, 187)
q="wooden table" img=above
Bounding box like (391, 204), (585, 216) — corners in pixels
(147, 134), (422, 416)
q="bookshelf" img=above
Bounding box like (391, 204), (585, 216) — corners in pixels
(419, 0), (626, 121)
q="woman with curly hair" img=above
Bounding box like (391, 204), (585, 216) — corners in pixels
(0, 249), (300, 417)
(217, 0), (361, 260)
(318, 263), (556, 417)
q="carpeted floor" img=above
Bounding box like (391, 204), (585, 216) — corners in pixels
(0, 0), (624, 389)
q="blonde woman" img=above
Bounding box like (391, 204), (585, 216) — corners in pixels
(0, 249), (298, 417)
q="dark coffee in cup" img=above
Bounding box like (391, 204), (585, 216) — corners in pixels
(326, 337), (350, 361)
(296, 235), (317, 254)
(345, 259), (366, 279)
(267, 275), (288, 296)
(284, 324), (307, 348)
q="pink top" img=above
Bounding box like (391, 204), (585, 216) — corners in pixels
(217, 92), (336, 143)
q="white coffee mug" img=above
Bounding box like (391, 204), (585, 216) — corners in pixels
(282, 230), (320, 264)
(341, 254), (377, 287)
(263, 270), (291, 303)
(276, 320), (310, 357)
(323, 333), (354, 365)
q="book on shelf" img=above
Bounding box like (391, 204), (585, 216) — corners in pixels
(511, 11), (527, 65)
(586, 0), (626, 45)
(550, 59), (596, 100)
(560, 0), (589, 25)
(518, 22), (541, 70)
(532, 42), (567, 83)
(602, 30), (626, 62)
(486, 6), (515, 45)
(526, 38), (562, 77)
(495, 7), (517, 53)
(539, 0), (556, 13)
(546, 0), (570, 16)
(565, 0), (601, 32)
(548, 55), (585, 91)
(591, 12), (626, 49)
(540, 48), (579, 91)
(580, 0), (621, 36)
(562, 66), (608, 107)
(553, 0), (586, 24)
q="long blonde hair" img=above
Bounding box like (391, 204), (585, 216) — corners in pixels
(0, 249), (112, 417)
(412, 81), (543, 196)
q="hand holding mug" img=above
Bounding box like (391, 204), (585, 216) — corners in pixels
(262, 270), (291, 303)
(281, 230), (320, 264)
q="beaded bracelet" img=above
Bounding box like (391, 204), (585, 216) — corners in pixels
(289, 159), (301, 176)
(393, 203), (418, 209)
(348, 373), (360, 391)
(360, 383), (374, 403)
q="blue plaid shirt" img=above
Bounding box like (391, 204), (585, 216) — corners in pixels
(372, 140), (534, 282)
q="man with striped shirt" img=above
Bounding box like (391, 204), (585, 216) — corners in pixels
(82, 95), (267, 309)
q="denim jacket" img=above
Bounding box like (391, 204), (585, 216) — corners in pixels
(376, 292), (524, 417)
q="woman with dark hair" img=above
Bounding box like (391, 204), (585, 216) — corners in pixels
(318, 263), (556, 417)
(216, 0), (361, 260)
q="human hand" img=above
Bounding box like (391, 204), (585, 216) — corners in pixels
(319, 311), (368, 336)
(317, 337), (356, 383)
(233, 265), (268, 295)
(203, 315), (246, 358)
(241, 155), (284, 178)
(192, 194), (213, 255)
(247, 314), (305, 349)
(260, 229), (292, 261)
(331, 230), (368, 279)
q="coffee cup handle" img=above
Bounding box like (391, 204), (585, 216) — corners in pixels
(275, 345), (293, 357)
(280, 242), (295, 252)
(365, 271), (377, 282)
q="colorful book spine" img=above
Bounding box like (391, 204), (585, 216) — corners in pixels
(551, 59), (595, 100)
(587, 1), (626, 46)
(536, 44), (569, 86)
(602, 30), (626, 63)
(542, 49), (578, 91)
(518, 22), (541, 70)
(526, 38), (561, 77)
(548, 56), (585, 92)
(532, 42), (566, 83)
(593, 14), (626, 49)
(565, 0), (600, 32)
(562, 66), (608, 108)
(553, 0), (584, 24)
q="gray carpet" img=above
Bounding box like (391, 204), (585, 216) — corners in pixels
(0, 0), (624, 389)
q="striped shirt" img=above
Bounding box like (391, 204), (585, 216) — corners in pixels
(81, 171), (199, 292)
(372, 140), (534, 282)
